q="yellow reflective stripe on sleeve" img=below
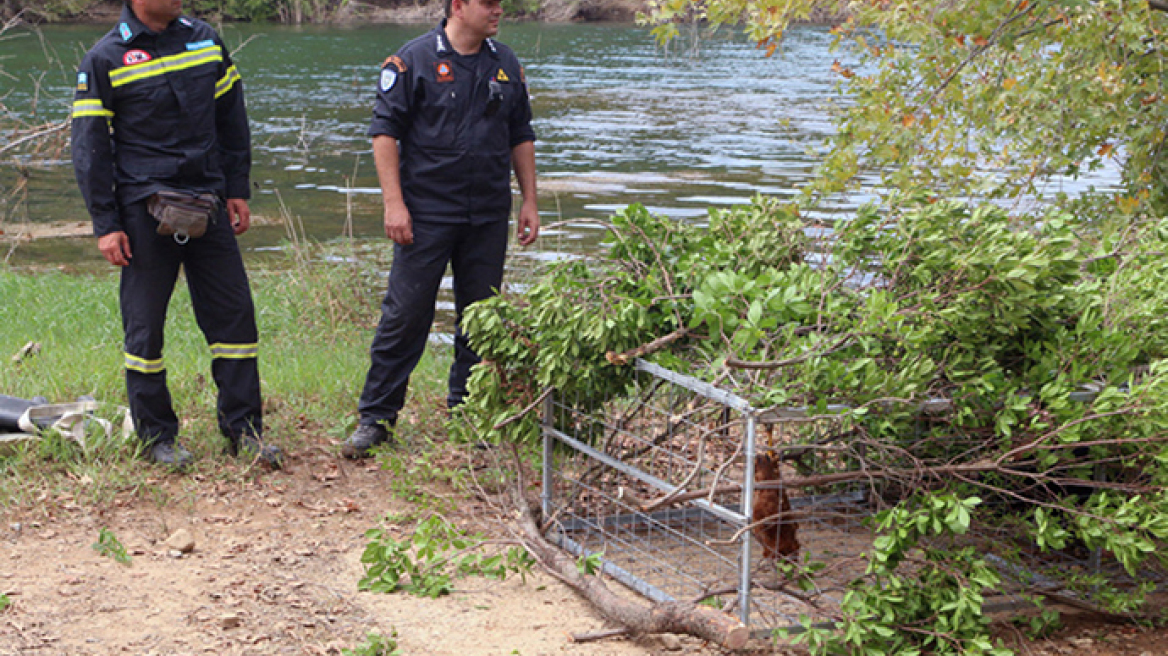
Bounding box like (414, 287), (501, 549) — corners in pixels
(125, 353), (165, 374)
(215, 65), (242, 99)
(109, 45), (223, 88)
(210, 342), (258, 359)
(72, 99), (114, 119)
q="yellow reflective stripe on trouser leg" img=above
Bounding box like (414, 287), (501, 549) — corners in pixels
(125, 352), (164, 374)
(210, 342), (258, 359)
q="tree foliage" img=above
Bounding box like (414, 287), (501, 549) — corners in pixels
(455, 0), (1168, 652)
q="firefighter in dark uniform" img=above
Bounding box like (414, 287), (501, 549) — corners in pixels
(342, 0), (540, 457)
(71, 0), (281, 469)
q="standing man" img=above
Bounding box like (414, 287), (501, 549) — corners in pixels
(72, 0), (281, 470)
(342, 0), (540, 458)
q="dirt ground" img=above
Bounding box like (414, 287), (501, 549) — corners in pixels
(1, 438), (1167, 656)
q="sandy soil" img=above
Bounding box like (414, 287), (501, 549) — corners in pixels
(1, 440), (1167, 656)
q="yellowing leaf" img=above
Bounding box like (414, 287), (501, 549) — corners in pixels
(1003, 77), (1016, 90)
(903, 113), (916, 127)
(831, 60), (855, 79)
(1098, 143), (1114, 157)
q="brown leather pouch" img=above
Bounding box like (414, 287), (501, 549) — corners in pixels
(147, 191), (218, 241)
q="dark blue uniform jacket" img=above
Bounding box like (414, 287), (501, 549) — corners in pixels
(71, 6), (251, 237)
(368, 21), (536, 222)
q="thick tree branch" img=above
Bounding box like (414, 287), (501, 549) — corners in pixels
(515, 498), (751, 649)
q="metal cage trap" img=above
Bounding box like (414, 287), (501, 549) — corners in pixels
(538, 358), (874, 634)
(537, 359), (1168, 636)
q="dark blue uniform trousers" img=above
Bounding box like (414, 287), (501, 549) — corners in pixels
(358, 218), (509, 426)
(119, 201), (262, 445)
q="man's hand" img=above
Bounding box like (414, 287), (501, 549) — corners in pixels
(516, 198), (540, 246)
(98, 231), (132, 266)
(226, 198), (251, 235)
(384, 200), (413, 245)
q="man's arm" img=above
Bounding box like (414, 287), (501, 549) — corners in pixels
(72, 52), (130, 266)
(372, 134), (413, 245)
(214, 32), (251, 234)
(511, 140), (539, 246)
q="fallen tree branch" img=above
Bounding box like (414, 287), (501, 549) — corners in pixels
(726, 334), (857, 370)
(491, 385), (555, 431)
(644, 459), (1155, 511)
(515, 498), (751, 650)
(606, 328), (692, 366)
(569, 627), (631, 643)
(0, 120), (68, 156)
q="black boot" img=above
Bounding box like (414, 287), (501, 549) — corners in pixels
(231, 434), (284, 469)
(147, 440), (194, 471)
(340, 423), (395, 459)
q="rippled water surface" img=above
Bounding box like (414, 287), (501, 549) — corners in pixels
(3, 21), (855, 265)
(2, 20), (1118, 270)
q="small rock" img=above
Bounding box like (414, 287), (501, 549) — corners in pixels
(220, 613), (241, 629)
(164, 529), (195, 553)
(659, 633), (683, 651)
(167, 550), (184, 559)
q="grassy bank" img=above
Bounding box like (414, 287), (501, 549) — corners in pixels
(0, 246), (455, 509)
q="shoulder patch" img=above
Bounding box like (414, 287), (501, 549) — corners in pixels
(379, 68), (398, 92)
(118, 22), (132, 41)
(179, 17), (193, 27)
(76, 72), (89, 92)
(381, 55), (407, 73)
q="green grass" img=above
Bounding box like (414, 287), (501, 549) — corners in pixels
(0, 242), (455, 510)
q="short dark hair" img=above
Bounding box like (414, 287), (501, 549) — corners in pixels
(445, 0), (455, 18)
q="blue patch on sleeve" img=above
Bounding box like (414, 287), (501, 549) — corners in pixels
(380, 69), (398, 92)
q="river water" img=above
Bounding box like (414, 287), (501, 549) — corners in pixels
(2, 20), (1118, 270)
(2, 21), (853, 266)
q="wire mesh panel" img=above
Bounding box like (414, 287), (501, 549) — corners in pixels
(539, 359), (872, 632)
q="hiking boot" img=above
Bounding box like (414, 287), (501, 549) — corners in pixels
(147, 440), (194, 471)
(232, 434), (284, 469)
(341, 423), (393, 459)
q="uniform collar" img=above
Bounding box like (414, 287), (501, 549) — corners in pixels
(116, 4), (193, 42)
(435, 19), (499, 59)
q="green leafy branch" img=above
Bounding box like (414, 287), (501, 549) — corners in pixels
(358, 514), (534, 598)
(92, 527), (131, 566)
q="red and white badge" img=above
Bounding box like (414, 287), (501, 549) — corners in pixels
(435, 61), (454, 83)
(123, 50), (152, 65)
